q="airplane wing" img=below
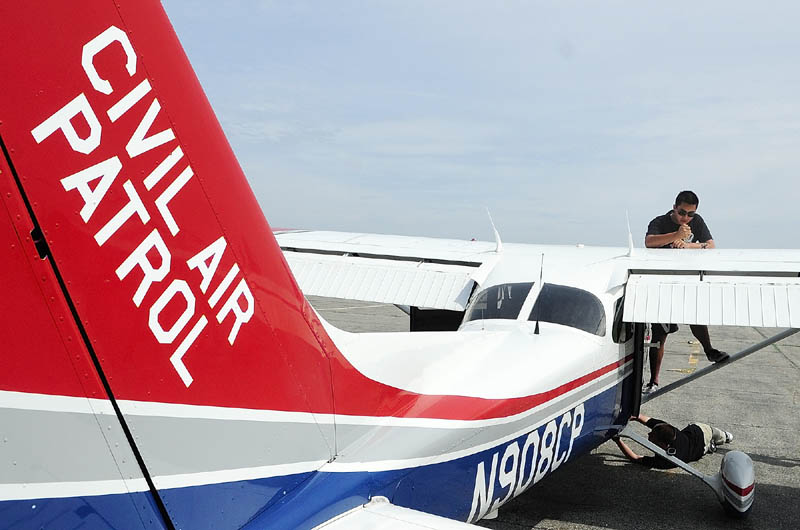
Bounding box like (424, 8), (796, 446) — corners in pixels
(275, 230), (500, 311)
(622, 248), (800, 327)
(316, 497), (480, 529)
(278, 230), (800, 329)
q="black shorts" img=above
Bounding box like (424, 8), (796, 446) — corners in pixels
(652, 323), (679, 341)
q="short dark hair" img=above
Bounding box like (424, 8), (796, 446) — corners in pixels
(650, 423), (677, 447)
(675, 190), (699, 207)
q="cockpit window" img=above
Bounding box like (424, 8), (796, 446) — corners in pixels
(528, 284), (606, 336)
(463, 282), (533, 323)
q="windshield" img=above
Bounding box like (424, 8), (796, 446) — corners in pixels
(528, 283), (606, 336)
(463, 282), (533, 323)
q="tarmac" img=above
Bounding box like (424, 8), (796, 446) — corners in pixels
(308, 295), (800, 530)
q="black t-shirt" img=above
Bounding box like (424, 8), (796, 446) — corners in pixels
(646, 211), (713, 248)
(638, 418), (706, 469)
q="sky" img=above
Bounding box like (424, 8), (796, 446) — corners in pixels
(161, 1), (800, 248)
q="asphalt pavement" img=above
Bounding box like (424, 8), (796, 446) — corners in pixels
(307, 296), (800, 530)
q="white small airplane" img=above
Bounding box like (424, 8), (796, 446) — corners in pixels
(2, 2), (799, 528)
(276, 228), (800, 521)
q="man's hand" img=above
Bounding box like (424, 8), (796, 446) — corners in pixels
(676, 224), (692, 241)
(672, 239), (686, 249)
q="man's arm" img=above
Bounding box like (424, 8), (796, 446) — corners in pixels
(614, 437), (643, 462)
(645, 232), (678, 248)
(645, 224), (692, 248)
(615, 431), (670, 468)
(674, 238), (715, 249)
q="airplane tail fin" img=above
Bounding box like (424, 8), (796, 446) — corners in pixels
(1, 2), (338, 527)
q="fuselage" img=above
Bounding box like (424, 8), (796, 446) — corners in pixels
(260, 244), (639, 525)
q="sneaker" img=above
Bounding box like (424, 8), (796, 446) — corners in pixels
(705, 348), (729, 363)
(724, 431), (734, 444)
(642, 382), (659, 395)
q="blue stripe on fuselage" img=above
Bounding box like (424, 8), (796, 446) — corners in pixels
(0, 491), (164, 529)
(1, 378), (632, 529)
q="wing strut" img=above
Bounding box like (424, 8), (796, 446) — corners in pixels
(643, 328), (800, 403)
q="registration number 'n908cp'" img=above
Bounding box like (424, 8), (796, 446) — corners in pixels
(468, 403), (585, 522)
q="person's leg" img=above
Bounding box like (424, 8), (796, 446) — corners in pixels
(692, 422), (715, 453)
(710, 426), (727, 445)
(689, 324), (712, 351)
(690, 324), (729, 362)
(696, 422), (733, 448)
(648, 325), (668, 385)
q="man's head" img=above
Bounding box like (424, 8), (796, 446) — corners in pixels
(672, 190), (699, 224)
(648, 423), (678, 452)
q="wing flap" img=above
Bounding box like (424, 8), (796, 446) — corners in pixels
(285, 252), (475, 310)
(277, 230), (494, 310)
(790, 286), (800, 327)
(624, 273), (800, 327)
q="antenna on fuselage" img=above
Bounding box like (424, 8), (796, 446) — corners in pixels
(626, 210), (634, 256)
(534, 253), (544, 335)
(486, 208), (503, 254)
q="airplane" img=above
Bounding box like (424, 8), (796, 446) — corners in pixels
(1, 2), (799, 528)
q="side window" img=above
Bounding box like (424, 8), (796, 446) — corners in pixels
(463, 283), (533, 323)
(528, 284), (606, 337)
(612, 297), (633, 343)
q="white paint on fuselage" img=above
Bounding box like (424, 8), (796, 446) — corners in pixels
(321, 244), (632, 401)
(332, 324), (603, 399)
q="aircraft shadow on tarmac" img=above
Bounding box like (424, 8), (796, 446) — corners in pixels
(715, 447), (800, 470)
(479, 449), (800, 530)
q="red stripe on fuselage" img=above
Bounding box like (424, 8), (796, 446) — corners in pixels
(328, 346), (634, 421)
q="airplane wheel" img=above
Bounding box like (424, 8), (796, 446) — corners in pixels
(723, 499), (752, 519)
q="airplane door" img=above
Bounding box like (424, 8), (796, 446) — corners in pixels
(613, 296), (643, 420)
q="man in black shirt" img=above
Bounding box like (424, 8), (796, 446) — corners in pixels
(643, 190), (729, 394)
(614, 413), (734, 469)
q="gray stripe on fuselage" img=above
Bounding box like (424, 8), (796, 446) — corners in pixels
(125, 414), (332, 476)
(0, 408), (143, 485)
(1, 368), (627, 488)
